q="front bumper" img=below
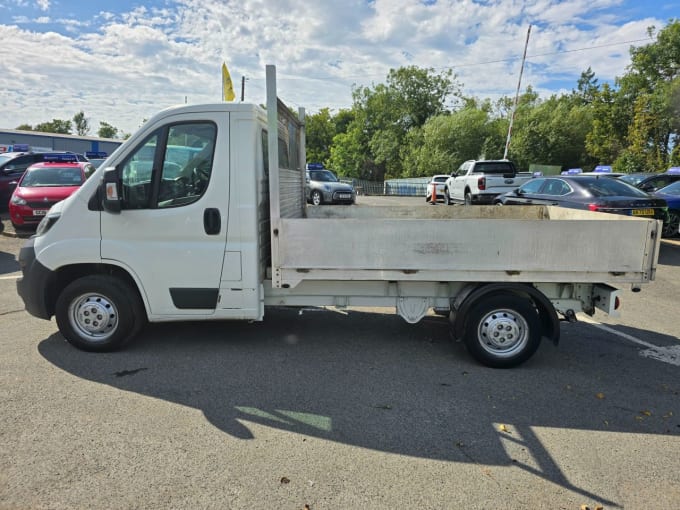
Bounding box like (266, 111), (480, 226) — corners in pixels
(16, 237), (56, 320)
(325, 190), (356, 204)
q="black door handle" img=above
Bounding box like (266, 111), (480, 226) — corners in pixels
(203, 208), (221, 235)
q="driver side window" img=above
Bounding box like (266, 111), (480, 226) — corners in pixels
(157, 123), (216, 208)
(121, 132), (159, 209)
(119, 122), (217, 210)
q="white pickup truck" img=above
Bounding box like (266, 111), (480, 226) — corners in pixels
(16, 65), (662, 368)
(444, 159), (533, 205)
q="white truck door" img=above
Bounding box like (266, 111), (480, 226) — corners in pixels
(451, 162), (468, 198)
(101, 113), (229, 316)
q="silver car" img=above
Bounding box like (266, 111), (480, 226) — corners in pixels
(305, 168), (356, 205)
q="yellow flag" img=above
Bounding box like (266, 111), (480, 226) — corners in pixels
(222, 62), (235, 102)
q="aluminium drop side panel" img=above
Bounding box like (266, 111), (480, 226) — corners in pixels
(266, 64), (307, 288)
(266, 65), (282, 287)
(275, 206), (660, 287)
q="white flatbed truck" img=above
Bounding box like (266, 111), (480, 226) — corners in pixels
(17, 66), (662, 367)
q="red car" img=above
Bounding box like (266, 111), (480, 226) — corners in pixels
(8, 155), (96, 229)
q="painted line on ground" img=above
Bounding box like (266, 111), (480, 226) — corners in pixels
(579, 314), (680, 367)
(0, 274), (20, 280)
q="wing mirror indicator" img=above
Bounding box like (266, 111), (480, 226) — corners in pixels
(102, 167), (122, 213)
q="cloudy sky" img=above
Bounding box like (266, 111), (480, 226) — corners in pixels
(0, 0), (675, 136)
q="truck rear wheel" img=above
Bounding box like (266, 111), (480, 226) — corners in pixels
(462, 293), (541, 368)
(55, 275), (146, 352)
(464, 192), (473, 206)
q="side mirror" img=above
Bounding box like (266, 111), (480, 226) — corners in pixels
(515, 188), (523, 195)
(102, 167), (122, 213)
(8, 180), (18, 192)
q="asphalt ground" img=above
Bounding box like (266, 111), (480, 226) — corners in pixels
(1, 198), (679, 510)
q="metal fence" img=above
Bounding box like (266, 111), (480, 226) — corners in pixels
(339, 177), (430, 196)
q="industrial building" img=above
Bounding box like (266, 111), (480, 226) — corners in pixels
(0, 129), (122, 156)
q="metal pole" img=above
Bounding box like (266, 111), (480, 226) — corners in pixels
(241, 76), (245, 102)
(503, 25), (531, 160)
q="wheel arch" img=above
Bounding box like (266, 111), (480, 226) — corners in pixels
(451, 283), (560, 345)
(48, 263), (149, 320)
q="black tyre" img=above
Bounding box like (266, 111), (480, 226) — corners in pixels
(55, 275), (146, 352)
(444, 189), (452, 205)
(661, 210), (679, 238)
(462, 293), (541, 368)
(464, 192), (472, 206)
(311, 190), (323, 206)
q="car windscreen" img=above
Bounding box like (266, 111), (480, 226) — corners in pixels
(578, 177), (650, 197)
(20, 167), (84, 187)
(0, 154), (15, 166)
(472, 162), (515, 174)
(618, 173), (651, 185)
(657, 180), (680, 196)
(309, 170), (338, 182)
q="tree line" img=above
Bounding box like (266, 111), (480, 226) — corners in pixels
(15, 111), (127, 140)
(306, 20), (680, 180)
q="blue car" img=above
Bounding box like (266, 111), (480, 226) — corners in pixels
(653, 180), (680, 238)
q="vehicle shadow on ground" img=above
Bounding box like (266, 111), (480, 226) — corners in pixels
(0, 249), (19, 275)
(659, 240), (680, 266)
(38, 308), (680, 506)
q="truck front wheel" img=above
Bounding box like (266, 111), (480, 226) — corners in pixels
(463, 293), (541, 368)
(55, 275), (146, 352)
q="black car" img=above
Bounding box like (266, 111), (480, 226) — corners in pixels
(619, 171), (680, 193)
(496, 175), (668, 223)
(0, 152), (43, 208)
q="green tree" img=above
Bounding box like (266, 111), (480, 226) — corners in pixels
(34, 119), (72, 134)
(73, 111), (90, 136)
(586, 84), (628, 165)
(590, 20), (680, 170)
(98, 121), (118, 139)
(505, 91), (596, 170)
(572, 67), (599, 105)
(329, 66), (459, 180)
(306, 108), (336, 165)
(15, 124), (33, 131)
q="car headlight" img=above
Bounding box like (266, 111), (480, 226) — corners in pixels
(10, 195), (27, 206)
(35, 213), (60, 237)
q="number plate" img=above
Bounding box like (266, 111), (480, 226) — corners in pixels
(632, 209), (654, 216)
(338, 193), (351, 199)
(33, 209), (48, 216)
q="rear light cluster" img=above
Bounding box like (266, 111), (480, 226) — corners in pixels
(477, 176), (486, 191)
(588, 204), (599, 211)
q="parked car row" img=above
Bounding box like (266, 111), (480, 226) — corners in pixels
(1, 153), (97, 229)
(425, 167), (680, 238)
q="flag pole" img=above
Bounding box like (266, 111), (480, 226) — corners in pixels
(503, 25), (531, 160)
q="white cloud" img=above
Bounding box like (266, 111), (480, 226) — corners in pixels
(0, 0), (665, 135)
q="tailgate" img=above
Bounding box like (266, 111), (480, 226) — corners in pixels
(482, 175), (530, 194)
